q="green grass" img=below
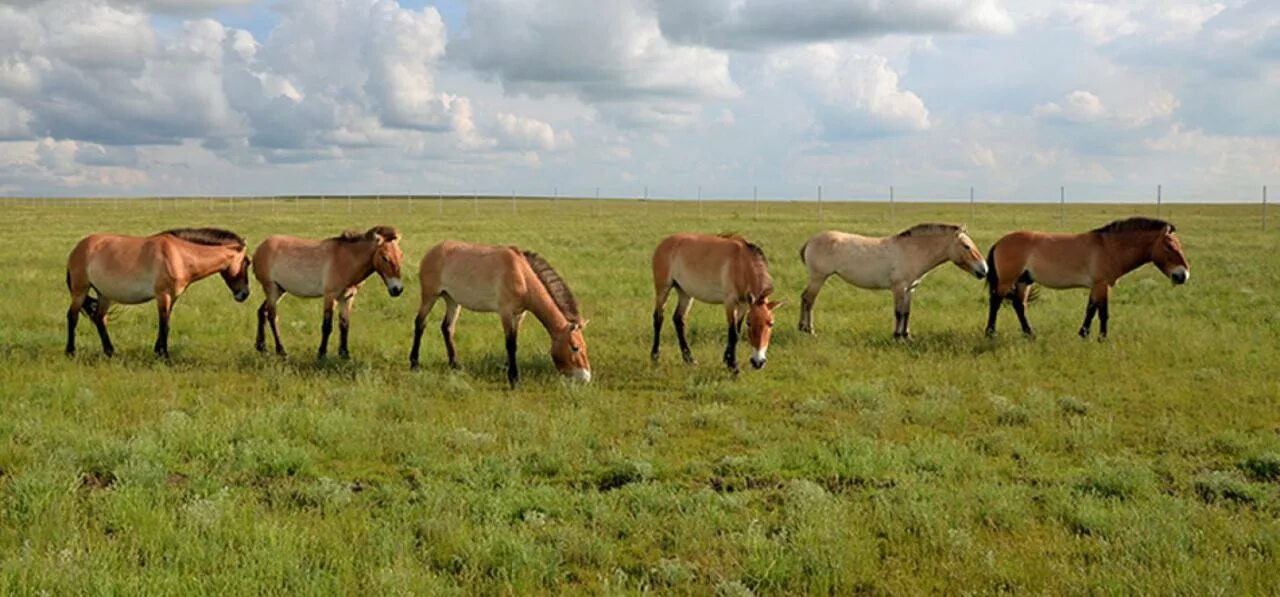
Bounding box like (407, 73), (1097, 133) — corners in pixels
(1, 197), (1277, 594)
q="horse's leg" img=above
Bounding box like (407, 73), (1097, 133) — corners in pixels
(502, 311), (522, 388)
(255, 298), (269, 352)
(673, 290), (696, 364)
(1079, 285), (1104, 338)
(723, 304), (740, 375)
(651, 283), (673, 361)
(66, 294), (86, 357)
(317, 294), (336, 359)
(441, 297), (462, 369)
(337, 292), (355, 359)
(1094, 283), (1111, 339)
(91, 298), (114, 357)
(1011, 283), (1034, 337)
(154, 292), (173, 358)
(264, 285), (287, 356)
(409, 294), (439, 370)
(892, 286), (910, 339)
(798, 274), (827, 334)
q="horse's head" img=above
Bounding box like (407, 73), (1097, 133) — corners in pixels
(1151, 225), (1189, 284)
(550, 320), (591, 382)
(947, 227), (988, 280)
(369, 227), (405, 296)
(220, 248), (252, 302)
(745, 289), (784, 369)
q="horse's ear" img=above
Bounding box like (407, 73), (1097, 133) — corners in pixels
(766, 299), (786, 310)
(578, 319), (590, 328)
(1162, 224), (1173, 235)
(758, 287), (774, 302)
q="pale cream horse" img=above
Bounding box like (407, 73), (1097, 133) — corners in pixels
(799, 224), (988, 339)
(252, 226), (404, 359)
(409, 241), (590, 387)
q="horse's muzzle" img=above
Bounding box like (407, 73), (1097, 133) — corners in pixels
(973, 262), (989, 279)
(386, 277), (405, 297)
(234, 289), (250, 302)
(1170, 268), (1189, 285)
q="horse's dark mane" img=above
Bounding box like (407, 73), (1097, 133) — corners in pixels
(1091, 217), (1174, 234)
(717, 232), (769, 265)
(896, 223), (962, 238)
(330, 225), (400, 243)
(161, 228), (245, 249)
(717, 233), (772, 295)
(522, 250), (580, 321)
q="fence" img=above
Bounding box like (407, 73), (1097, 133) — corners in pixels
(5, 184), (1272, 231)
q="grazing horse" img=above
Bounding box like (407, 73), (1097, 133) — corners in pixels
(409, 241), (591, 387)
(799, 223), (988, 339)
(986, 217), (1189, 338)
(651, 233), (782, 373)
(65, 228), (251, 358)
(252, 226), (404, 359)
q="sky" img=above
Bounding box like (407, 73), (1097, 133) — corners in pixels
(0, 0), (1276, 202)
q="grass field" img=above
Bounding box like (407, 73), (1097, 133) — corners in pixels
(1, 197), (1277, 594)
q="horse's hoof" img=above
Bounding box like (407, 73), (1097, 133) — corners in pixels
(984, 329), (996, 338)
(448, 361), (461, 370)
(681, 352), (696, 364)
(650, 352), (660, 362)
(410, 361), (420, 371)
(255, 343), (266, 353)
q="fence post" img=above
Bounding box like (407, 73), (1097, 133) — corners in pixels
(1263, 185), (1268, 231)
(347, 194), (352, 214)
(1156, 184), (1162, 218)
(438, 191), (443, 215)
(753, 185), (759, 219)
(595, 187), (600, 217)
(698, 185), (702, 218)
(969, 186), (975, 223)
(889, 185), (895, 227)
(1060, 185), (1065, 226)
(473, 190), (478, 215)
(818, 184), (824, 223)
(554, 186), (558, 212)
(512, 189), (516, 214)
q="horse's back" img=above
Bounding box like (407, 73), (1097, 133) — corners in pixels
(992, 231), (1097, 289)
(253, 235), (330, 297)
(67, 234), (159, 303)
(654, 233), (759, 303)
(803, 230), (896, 288)
(421, 241), (522, 312)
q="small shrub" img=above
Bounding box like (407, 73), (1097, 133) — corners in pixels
(1194, 472), (1258, 505)
(596, 459), (652, 491)
(1240, 453), (1280, 482)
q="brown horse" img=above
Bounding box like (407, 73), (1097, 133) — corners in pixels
(651, 233), (782, 373)
(799, 223), (987, 339)
(252, 226), (404, 359)
(986, 217), (1189, 338)
(409, 241), (590, 387)
(65, 228), (251, 358)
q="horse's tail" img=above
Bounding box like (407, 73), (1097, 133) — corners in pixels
(66, 269), (100, 318)
(984, 246), (998, 295)
(984, 244), (1040, 304)
(799, 239), (809, 265)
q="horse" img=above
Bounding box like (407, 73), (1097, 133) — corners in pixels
(798, 223), (988, 339)
(409, 241), (590, 387)
(252, 226), (404, 359)
(985, 217), (1189, 338)
(65, 228), (251, 358)
(651, 233), (782, 373)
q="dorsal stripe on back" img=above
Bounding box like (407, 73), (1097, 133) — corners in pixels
(161, 228), (245, 249)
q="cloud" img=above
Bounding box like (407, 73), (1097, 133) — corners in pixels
(654, 0), (1015, 49)
(767, 44), (930, 138)
(461, 0), (738, 128)
(494, 113), (573, 151)
(1034, 88), (1177, 128)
